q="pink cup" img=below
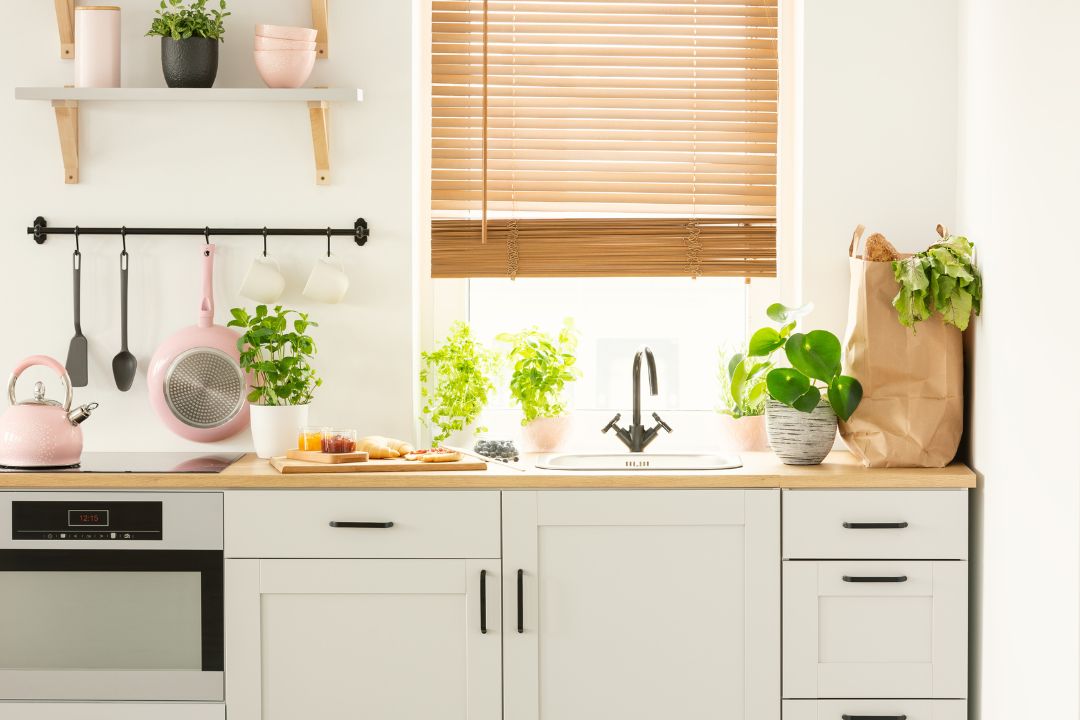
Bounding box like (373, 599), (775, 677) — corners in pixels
(255, 24), (318, 42)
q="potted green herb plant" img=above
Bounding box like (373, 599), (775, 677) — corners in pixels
(748, 303), (863, 465)
(716, 347), (772, 451)
(497, 319), (581, 452)
(228, 305), (321, 459)
(420, 321), (499, 446)
(147, 0), (230, 88)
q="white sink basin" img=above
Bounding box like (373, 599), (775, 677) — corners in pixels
(535, 453), (742, 471)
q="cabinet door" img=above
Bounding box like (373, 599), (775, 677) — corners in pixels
(783, 561), (967, 698)
(503, 490), (780, 720)
(226, 559), (500, 720)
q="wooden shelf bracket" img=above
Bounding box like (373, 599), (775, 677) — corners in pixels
(54, 0), (75, 59)
(312, 0), (329, 59)
(308, 100), (330, 185)
(52, 99), (79, 184)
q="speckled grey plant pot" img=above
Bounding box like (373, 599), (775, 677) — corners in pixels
(765, 398), (837, 465)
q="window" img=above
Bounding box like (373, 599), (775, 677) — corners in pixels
(431, 0), (779, 279)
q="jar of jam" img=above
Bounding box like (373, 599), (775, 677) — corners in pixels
(321, 429), (357, 454)
(298, 426), (328, 452)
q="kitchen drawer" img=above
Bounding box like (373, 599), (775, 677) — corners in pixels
(783, 699), (966, 720)
(783, 561), (966, 699)
(783, 490), (967, 559)
(225, 491), (500, 558)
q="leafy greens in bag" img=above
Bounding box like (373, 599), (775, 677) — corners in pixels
(892, 231), (982, 331)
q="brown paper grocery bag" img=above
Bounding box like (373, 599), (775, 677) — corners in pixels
(838, 225), (963, 467)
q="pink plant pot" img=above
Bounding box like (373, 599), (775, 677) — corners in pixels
(254, 50), (317, 89)
(716, 414), (770, 452)
(520, 416), (573, 453)
(256, 24), (318, 42)
(254, 36), (317, 51)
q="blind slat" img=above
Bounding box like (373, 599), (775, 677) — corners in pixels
(432, 0), (778, 278)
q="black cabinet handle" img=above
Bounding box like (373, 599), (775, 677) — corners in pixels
(842, 575), (908, 583)
(843, 521), (908, 529)
(328, 521), (394, 528)
(480, 569), (488, 635)
(842, 715), (907, 720)
(516, 569), (524, 634)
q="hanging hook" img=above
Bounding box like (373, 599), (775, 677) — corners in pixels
(73, 225), (80, 255)
(203, 227), (211, 257)
(326, 227), (333, 257)
(120, 226), (128, 256)
(262, 227), (269, 257)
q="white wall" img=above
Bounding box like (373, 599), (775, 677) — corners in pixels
(0, 0), (415, 451)
(797, 0), (959, 336)
(957, 0), (1080, 716)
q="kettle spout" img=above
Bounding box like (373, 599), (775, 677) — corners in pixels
(68, 402), (99, 426)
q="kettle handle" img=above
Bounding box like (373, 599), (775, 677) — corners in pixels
(7, 355), (73, 411)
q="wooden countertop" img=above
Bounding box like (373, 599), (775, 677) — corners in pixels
(0, 452), (976, 489)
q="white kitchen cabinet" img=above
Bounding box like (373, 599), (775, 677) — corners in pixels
(502, 489), (780, 720)
(783, 560), (967, 699)
(225, 558), (500, 720)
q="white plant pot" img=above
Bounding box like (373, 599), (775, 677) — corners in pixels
(520, 415), (573, 453)
(765, 398), (837, 465)
(250, 404), (310, 459)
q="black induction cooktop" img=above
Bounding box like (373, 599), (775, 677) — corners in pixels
(0, 452), (245, 473)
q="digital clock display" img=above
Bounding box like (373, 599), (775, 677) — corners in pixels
(68, 509), (109, 527)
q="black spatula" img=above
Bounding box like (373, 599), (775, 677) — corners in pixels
(65, 248), (88, 387)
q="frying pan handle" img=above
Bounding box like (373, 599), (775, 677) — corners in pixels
(199, 244), (216, 328)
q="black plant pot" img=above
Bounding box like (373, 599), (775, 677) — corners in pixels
(161, 36), (219, 88)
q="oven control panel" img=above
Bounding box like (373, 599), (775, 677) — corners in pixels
(11, 501), (163, 540)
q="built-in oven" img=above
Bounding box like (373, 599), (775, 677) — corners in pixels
(0, 491), (223, 702)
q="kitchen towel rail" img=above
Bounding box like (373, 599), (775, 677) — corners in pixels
(27, 216), (370, 248)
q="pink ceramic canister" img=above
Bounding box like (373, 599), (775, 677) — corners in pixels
(74, 6), (121, 88)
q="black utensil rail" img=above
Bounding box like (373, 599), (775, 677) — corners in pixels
(28, 216), (370, 251)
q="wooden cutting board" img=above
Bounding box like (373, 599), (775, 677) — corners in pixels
(270, 456), (487, 474)
(286, 450), (369, 464)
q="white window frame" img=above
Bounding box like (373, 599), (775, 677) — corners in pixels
(413, 0), (802, 447)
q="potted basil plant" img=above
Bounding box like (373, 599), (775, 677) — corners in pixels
(748, 303), (863, 465)
(147, 0), (230, 88)
(497, 319), (581, 452)
(228, 305), (321, 459)
(420, 322), (499, 446)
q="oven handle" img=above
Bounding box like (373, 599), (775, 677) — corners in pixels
(329, 521), (394, 528)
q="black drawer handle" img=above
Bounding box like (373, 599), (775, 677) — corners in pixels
(328, 521), (394, 528)
(843, 575), (908, 583)
(843, 521), (908, 529)
(480, 569), (488, 635)
(516, 569), (524, 634)
(842, 715), (907, 720)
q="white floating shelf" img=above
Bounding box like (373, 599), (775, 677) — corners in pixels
(14, 87), (363, 185)
(15, 87), (362, 102)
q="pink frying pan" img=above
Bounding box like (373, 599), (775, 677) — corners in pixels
(147, 244), (250, 441)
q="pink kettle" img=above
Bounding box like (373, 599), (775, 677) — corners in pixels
(0, 355), (98, 468)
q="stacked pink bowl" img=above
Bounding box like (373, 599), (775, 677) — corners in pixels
(254, 24), (317, 88)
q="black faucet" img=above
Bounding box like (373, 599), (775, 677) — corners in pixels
(602, 347), (673, 452)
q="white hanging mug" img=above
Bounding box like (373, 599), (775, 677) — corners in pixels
(239, 255), (286, 303)
(303, 255), (349, 304)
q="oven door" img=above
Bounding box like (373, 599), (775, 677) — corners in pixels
(0, 548), (223, 701)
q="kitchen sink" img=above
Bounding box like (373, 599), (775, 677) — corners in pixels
(534, 453), (743, 471)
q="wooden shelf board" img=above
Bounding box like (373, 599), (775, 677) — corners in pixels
(15, 87), (363, 102)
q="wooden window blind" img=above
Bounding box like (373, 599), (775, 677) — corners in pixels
(431, 0), (778, 278)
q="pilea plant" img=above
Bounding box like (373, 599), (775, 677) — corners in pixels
(147, 0), (230, 41)
(748, 303), (863, 422)
(228, 305), (321, 406)
(497, 319), (580, 425)
(893, 230), (982, 331)
(420, 321), (499, 444)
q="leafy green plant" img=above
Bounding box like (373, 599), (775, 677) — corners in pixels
(497, 319), (580, 425)
(147, 0), (230, 41)
(228, 305), (321, 406)
(893, 232), (982, 331)
(747, 303), (863, 422)
(420, 321), (499, 444)
(718, 347), (772, 418)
